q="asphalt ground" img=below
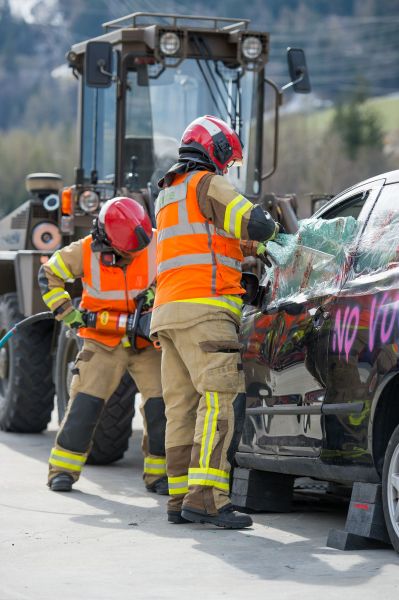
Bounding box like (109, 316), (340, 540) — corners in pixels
(1, 413), (398, 600)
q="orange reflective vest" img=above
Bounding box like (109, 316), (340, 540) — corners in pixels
(80, 233), (157, 347)
(154, 171), (244, 311)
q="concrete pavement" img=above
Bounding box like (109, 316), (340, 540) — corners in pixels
(0, 417), (398, 600)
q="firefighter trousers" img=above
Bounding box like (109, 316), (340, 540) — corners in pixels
(157, 317), (246, 515)
(48, 339), (166, 487)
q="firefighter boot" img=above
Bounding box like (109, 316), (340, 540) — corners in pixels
(181, 504), (253, 530)
(146, 475), (169, 495)
(167, 510), (191, 524)
(49, 473), (74, 492)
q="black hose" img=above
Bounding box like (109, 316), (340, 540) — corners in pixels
(0, 312), (54, 349)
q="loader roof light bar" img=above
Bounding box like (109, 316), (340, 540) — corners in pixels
(102, 12), (250, 32)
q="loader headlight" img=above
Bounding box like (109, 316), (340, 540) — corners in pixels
(79, 190), (100, 213)
(159, 32), (180, 56)
(242, 36), (263, 60)
(31, 222), (62, 251)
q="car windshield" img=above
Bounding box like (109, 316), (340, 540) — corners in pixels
(123, 59), (256, 196)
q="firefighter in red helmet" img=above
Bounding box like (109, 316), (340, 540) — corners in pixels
(151, 115), (279, 528)
(38, 197), (168, 494)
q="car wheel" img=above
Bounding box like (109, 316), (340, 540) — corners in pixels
(382, 423), (399, 552)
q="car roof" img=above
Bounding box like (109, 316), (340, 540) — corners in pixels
(314, 169), (399, 217)
(335, 169), (399, 197)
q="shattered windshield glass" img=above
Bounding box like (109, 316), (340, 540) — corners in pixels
(124, 59), (255, 195)
(261, 217), (360, 307)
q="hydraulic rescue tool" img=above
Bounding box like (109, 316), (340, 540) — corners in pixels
(0, 295), (154, 350)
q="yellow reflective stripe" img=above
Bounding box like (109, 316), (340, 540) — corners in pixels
(49, 458), (82, 472)
(168, 475), (188, 495)
(188, 478), (230, 491)
(224, 195), (253, 238)
(121, 336), (131, 347)
(234, 200), (253, 238)
(145, 467), (167, 474)
(189, 467), (229, 479)
(224, 194), (244, 234)
(51, 448), (86, 463)
(144, 457), (166, 475)
(199, 392), (219, 469)
(188, 467), (230, 491)
(42, 288), (70, 309)
(174, 298), (242, 317)
(48, 252), (74, 281)
(224, 295), (243, 306)
(169, 486), (189, 495)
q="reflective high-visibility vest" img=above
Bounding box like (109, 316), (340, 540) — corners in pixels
(80, 234), (156, 346)
(154, 171), (244, 314)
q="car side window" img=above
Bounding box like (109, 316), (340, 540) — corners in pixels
(353, 184), (399, 276)
(320, 192), (368, 221)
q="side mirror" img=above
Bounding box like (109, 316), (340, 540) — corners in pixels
(286, 47), (311, 94)
(84, 41), (113, 88)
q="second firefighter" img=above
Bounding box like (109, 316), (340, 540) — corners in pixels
(38, 197), (168, 494)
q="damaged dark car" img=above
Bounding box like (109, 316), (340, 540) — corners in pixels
(235, 169), (399, 552)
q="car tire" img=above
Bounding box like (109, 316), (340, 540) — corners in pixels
(55, 324), (137, 465)
(382, 423), (399, 553)
(0, 293), (55, 432)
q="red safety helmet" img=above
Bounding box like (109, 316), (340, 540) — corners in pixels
(98, 197), (152, 253)
(180, 115), (243, 173)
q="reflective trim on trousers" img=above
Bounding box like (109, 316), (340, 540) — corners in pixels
(200, 392), (219, 469)
(42, 287), (70, 309)
(144, 457), (167, 475)
(49, 447), (86, 472)
(188, 467), (230, 491)
(48, 252), (74, 281)
(224, 194), (253, 238)
(168, 475), (189, 495)
(173, 295), (243, 317)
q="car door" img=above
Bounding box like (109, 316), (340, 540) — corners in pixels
(323, 180), (399, 467)
(240, 178), (385, 458)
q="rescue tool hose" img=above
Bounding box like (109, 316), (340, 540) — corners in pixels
(0, 312), (54, 349)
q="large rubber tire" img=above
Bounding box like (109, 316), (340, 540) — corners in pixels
(0, 293), (55, 432)
(382, 423), (399, 553)
(55, 324), (137, 465)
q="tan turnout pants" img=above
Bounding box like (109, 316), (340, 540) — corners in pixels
(157, 316), (246, 515)
(48, 339), (165, 486)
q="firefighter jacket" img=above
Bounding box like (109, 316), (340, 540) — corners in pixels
(153, 170), (276, 320)
(38, 233), (157, 347)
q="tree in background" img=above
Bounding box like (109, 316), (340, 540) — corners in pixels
(332, 81), (384, 160)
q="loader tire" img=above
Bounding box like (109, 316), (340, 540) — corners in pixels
(55, 324), (137, 465)
(0, 293), (55, 432)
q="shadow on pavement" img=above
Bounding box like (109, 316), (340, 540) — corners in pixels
(1, 428), (398, 587)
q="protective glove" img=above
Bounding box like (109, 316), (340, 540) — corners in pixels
(256, 222), (285, 264)
(62, 308), (85, 329)
(141, 288), (155, 311)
